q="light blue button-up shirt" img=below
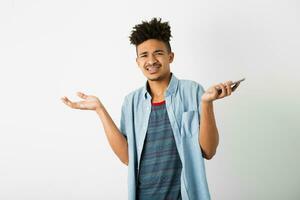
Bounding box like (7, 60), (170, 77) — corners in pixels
(120, 73), (211, 200)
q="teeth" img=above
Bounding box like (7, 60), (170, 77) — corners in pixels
(147, 66), (159, 70)
(147, 66), (159, 73)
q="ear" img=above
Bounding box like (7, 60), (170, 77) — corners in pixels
(169, 52), (174, 63)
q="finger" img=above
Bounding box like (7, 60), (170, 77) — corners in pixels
(215, 83), (225, 97)
(214, 85), (222, 95)
(77, 92), (88, 99)
(61, 96), (84, 109)
(61, 96), (76, 108)
(61, 96), (70, 104)
(219, 83), (227, 97)
(226, 81), (233, 86)
(225, 81), (232, 96)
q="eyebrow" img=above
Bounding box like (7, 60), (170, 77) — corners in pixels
(139, 49), (165, 56)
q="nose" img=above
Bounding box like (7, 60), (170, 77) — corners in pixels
(146, 54), (158, 65)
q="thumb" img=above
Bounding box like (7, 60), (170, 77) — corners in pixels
(77, 91), (88, 99)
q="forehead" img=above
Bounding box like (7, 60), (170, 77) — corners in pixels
(136, 39), (168, 54)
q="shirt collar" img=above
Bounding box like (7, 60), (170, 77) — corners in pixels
(143, 72), (179, 99)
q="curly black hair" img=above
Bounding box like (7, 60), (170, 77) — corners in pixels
(129, 17), (172, 53)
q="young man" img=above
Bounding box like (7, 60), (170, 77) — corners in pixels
(61, 18), (238, 200)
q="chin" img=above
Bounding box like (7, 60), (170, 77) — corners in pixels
(146, 74), (162, 81)
(148, 77), (161, 81)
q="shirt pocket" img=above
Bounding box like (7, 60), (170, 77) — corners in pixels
(180, 110), (200, 137)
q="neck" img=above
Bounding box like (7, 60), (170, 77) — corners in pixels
(147, 73), (172, 99)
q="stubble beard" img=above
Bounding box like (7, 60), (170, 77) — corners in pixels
(148, 76), (162, 81)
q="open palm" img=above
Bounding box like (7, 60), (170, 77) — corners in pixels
(61, 92), (102, 110)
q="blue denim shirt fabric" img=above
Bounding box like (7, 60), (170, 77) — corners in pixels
(120, 73), (211, 200)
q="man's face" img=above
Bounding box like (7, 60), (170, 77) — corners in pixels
(136, 39), (174, 81)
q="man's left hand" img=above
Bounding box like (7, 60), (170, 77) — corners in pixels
(201, 81), (236, 103)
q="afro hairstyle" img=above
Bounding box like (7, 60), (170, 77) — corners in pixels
(129, 17), (172, 53)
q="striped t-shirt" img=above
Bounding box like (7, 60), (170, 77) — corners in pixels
(136, 100), (182, 200)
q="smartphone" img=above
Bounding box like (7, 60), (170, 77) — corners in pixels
(217, 78), (245, 95)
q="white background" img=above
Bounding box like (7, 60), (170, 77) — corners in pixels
(0, 0), (299, 199)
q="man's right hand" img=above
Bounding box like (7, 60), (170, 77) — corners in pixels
(61, 92), (103, 111)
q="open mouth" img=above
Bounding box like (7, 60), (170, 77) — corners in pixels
(146, 65), (160, 74)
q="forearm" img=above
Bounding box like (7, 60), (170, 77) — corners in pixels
(95, 106), (129, 165)
(199, 101), (219, 159)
